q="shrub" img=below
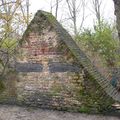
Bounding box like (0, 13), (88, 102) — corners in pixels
(76, 21), (119, 68)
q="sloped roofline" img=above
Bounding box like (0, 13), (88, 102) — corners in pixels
(21, 10), (120, 102)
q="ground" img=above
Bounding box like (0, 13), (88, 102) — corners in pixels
(0, 105), (119, 120)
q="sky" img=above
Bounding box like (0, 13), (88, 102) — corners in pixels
(29, 0), (115, 31)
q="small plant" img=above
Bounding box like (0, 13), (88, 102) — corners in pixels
(0, 77), (5, 93)
(79, 106), (91, 113)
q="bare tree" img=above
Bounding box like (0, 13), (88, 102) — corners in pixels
(66, 0), (86, 35)
(55, 0), (59, 18)
(26, 0), (29, 26)
(20, 0), (30, 26)
(66, 0), (77, 35)
(50, 0), (63, 19)
(91, 0), (102, 29)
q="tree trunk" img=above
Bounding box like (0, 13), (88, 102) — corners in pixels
(113, 0), (120, 39)
(26, 0), (29, 26)
(55, 0), (59, 19)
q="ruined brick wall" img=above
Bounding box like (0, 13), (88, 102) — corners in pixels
(0, 11), (114, 113)
(15, 25), (85, 111)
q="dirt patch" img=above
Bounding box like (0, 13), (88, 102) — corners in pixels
(0, 105), (119, 120)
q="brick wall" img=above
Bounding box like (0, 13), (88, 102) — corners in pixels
(16, 28), (84, 111)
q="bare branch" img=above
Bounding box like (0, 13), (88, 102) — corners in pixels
(0, 1), (16, 7)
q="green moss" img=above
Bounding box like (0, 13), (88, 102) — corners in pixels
(47, 16), (56, 25)
(78, 73), (114, 113)
(50, 83), (63, 95)
(43, 11), (56, 24)
(0, 76), (6, 92)
(79, 106), (91, 113)
(0, 81), (5, 93)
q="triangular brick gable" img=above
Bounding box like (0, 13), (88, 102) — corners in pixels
(16, 10), (120, 111)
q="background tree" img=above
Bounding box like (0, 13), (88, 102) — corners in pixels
(113, 0), (120, 40)
(0, 0), (30, 76)
(66, 0), (86, 35)
(50, 0), (63, 19)
(92, 0), (102, 29)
